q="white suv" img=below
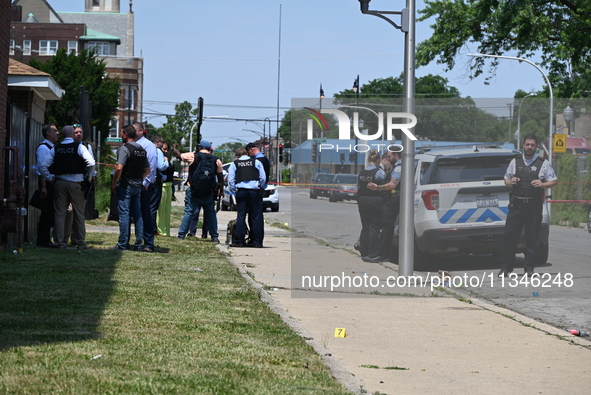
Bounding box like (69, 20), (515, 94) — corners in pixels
(394, 146), (550, 267)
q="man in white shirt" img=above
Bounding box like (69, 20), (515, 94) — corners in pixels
(40, 125), (95, 249)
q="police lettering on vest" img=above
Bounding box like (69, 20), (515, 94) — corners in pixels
(122, 143), (147, 182)
(50, 142), (86, 175)
(234, 158), (259, 184)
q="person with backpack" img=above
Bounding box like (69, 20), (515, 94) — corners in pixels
(177, 140), (224, 243)
(227, 147), (266, 248)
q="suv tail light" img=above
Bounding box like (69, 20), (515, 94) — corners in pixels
(422, 190), (439, 210)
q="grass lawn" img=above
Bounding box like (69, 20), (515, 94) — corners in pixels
(0, 232), (349, 394)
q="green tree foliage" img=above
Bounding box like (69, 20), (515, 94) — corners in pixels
(417, 0), (591, 98)
(154, 101), (200, 151)
(333, 74), (507, 141)
(29, 49), (119, 138)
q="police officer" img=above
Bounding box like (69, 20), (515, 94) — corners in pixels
(40, 125), (95, 249)
(356, 149), (384, 261)
(227, 147), (266, 248)
(499, 133), (557, 278)
(111, 125), (151, 250)
(367, 150), (402, 262)
(35, 124), (59, 247)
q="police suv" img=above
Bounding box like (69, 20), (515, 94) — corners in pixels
(396, 145), (550, 267)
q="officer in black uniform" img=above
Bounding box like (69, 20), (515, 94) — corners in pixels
(356, 149), (385, 261)
(499, 133), (557, 278)
(227, 147), (266, 247)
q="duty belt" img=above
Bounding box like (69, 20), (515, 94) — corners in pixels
(512, 196), (536, 204)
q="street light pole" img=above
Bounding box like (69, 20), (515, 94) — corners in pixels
(318, 84), (324, 173)
(517, 93), (535, 149)
(359, 0), (416, 277)
(352, 75), (360, 171)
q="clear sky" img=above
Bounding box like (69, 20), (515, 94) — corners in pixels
(57, 0), (550, 147)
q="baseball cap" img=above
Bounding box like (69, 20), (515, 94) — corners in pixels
(245, 142), (257, 150)
(199, 140), (212, 150)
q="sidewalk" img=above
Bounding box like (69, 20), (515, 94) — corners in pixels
(217, 210), (591, 394)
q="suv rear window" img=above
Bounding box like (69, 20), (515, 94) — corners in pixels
(314, 174), (334, 183)
(334, 174), (357, 184)
(427, 156), (515, 184)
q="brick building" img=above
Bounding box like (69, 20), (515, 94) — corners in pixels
(10, 0), (143, 137)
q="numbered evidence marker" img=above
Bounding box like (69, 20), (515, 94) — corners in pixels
(334, 328), (347, 338)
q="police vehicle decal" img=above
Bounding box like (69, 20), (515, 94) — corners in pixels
(438, 207), (509, 224)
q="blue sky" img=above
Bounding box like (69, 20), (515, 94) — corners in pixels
(58, 0), (549, 146)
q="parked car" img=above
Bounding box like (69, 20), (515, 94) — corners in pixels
(391, 146), (550, 267)
(309, 173), (335, 199)
(220, 163), (279, 212)
(328, 173), (358, 202)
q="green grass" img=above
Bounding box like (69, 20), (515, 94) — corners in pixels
(0, 233), (349, 394)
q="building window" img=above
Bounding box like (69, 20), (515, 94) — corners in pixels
(121, 86), (135, 110)
(23, 40), (31, 55)
(9, 40), (15, 55)
(109, 118), (119, 138)
(68, 41), (78, 55)
(88, 41), (110, 56)
(39, 40), (58, 55)
(93, 0), (100, 6)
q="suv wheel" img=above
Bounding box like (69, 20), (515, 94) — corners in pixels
(532, 243), (549, 266)
(310, 191), (317, 199)
(271, 203), (279, 212)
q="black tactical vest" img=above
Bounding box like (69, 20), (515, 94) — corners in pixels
(50, 141), (86, 175)
(122, 143), (147, 181)
(357, 167), (381, 197)
(234, 158), (260, 184)
(513, 156), (544, 198)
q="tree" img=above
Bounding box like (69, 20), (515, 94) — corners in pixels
(417, 0), (591, 98)
(155, 101), (200, 151)
(29, 49), (119, 139)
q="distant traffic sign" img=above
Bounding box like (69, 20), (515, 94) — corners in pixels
(105, 137), (123, 143)
(553, 134), (566, 153)
(313, 138), (326, 143)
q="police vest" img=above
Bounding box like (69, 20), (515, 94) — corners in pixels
(357, 167), (382, 197)
(234, 158), (260, 184)
(255, 155), (271, 184)
(512, 156), (544, 199)
(122, 143), (147, 181)
(50, 141), (86, 175)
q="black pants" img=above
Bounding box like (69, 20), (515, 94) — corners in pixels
(37, 183), (55, 245)
(357, 195), (383, 258)
(501, 199), (543, 272)
(376, 194), (400, 259)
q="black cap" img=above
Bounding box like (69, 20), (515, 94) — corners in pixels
(245, 142), (257, 150)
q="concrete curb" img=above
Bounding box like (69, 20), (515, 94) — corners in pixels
(217, 242), (364, 394)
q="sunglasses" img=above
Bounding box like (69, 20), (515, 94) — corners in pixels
(73, 124), (82, 128)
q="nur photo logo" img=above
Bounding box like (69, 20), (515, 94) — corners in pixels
(305, 106), (417, 153)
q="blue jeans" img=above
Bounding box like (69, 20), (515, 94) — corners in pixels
(140, 183), (156, 249)
(179, 188), (218, 239)
(236, 189), (263, 245)
(116, 183), (143, 249)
